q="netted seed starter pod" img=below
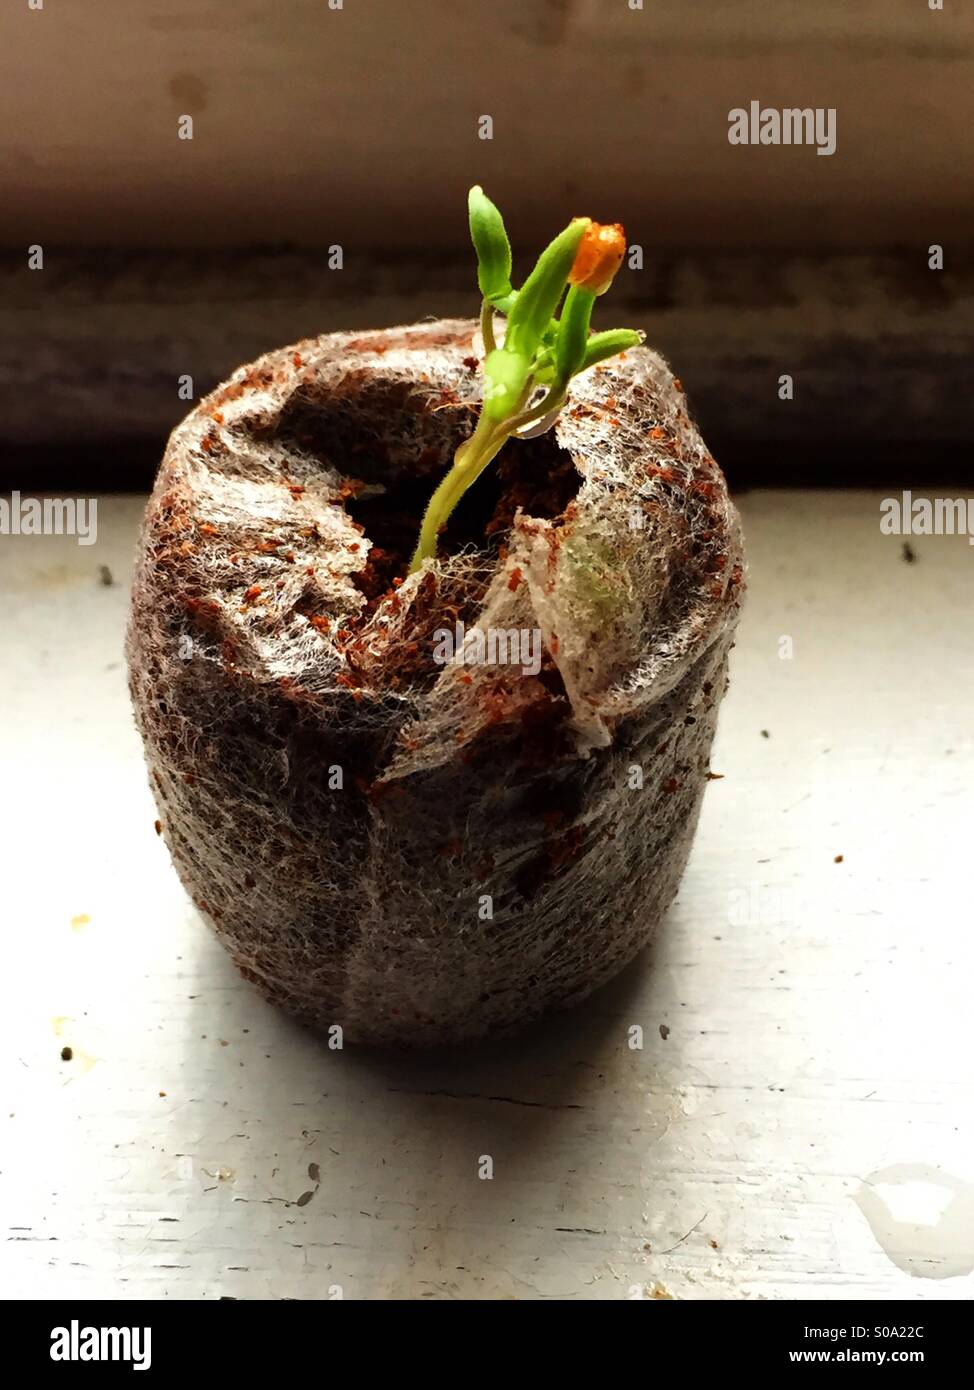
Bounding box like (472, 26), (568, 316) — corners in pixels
(126, 319), (744, 1046)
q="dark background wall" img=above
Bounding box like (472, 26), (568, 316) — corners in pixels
(2, 0), (972, 489)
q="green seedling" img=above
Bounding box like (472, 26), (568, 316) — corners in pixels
(408, 187), (642, 573)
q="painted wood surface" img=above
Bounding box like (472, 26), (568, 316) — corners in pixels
(1, 491), (972, 1299)
(2, 1), (971, 250)
(3, 252), (972, 490)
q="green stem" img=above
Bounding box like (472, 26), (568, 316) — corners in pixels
(506, 379), (568, 434)
(480, 298), (496, 355)
(408, 378), (535, 573)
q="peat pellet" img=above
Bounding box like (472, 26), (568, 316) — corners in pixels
(126, 319), (744, 1046)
